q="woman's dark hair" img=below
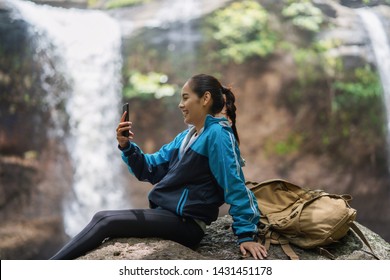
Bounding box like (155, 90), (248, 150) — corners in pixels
(188, 74), (240, 144)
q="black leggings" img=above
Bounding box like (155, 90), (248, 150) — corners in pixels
(50, 208), (205, 260)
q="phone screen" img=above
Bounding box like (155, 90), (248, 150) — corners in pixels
(122, 103), (129, 137)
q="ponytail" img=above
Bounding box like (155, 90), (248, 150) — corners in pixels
(222, 86), (240, 144)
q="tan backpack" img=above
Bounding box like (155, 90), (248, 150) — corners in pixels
(247, 179), (379, 260)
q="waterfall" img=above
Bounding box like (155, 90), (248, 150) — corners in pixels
(9, 0), (127, 237)
(357, 8), (390, 170)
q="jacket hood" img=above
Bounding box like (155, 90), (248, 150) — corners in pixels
(186, 114), (231, 133)
(204, 114), (230, 129)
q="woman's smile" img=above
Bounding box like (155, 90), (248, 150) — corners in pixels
(181, 109), (189, 118)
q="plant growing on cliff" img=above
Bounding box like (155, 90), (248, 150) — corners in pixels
(283, 29), (385, 168)
(205, 0), (277, 64)
(289, 38), (342, 90)
(322, 65), (385, 167)
(265, 133), (303, 157)
(123, 71), (177, 99)
(100, 0), (149, 9)
(301, 63), (384, 166)
(332, 65), (382, 111)
(282, 0), (324, 32)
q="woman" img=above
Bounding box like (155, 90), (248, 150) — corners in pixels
(50, 74), (267, 260)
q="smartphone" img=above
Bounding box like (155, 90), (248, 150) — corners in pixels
(122, 103), (129, 137)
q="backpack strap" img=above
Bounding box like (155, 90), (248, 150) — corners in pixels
(350, 222), (380, 260)
(263, 231), (300, 260)
(275, 232), (300, 260)
(262, 231), (271, 250)
(317, 247), (336, 260)
(280, 241), (300, 260)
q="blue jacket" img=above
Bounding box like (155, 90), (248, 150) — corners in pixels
(120, 115), (260, 243)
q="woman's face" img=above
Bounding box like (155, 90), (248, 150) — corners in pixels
(178, 81), (209, 128)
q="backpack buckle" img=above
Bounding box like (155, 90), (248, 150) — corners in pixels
(257, 222), (270, 242)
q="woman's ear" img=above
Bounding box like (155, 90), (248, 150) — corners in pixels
(203, 91), (212, 106)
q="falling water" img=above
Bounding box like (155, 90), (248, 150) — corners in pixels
(357, 8), (390, 171)
(9, 0), (127, 236)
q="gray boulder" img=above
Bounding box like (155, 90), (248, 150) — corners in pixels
(77, 215), (390, 260)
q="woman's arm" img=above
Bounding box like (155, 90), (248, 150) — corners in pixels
(208, 126), (267, 258)
(116, 111), (189, 184)
(208, 127), (259, 239)
(119, 140), (175, 184)
(119, 130), (189, 184)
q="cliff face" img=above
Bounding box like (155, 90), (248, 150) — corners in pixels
(77, 216), (390, 260)
(1, 0), (390, 260)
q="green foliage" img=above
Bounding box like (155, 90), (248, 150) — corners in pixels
(123, 71), (178, 99)
(332, 65), (382, 111)
(103, 0), (148, 10)
(362, 0), (390, 4)
(285, 34), (384, 167)
(313, 39), (344, 77)
(87, 0), (99, 7)
(206, 0), (277, 64)
(274, 134), (303, 156)
(282, 0), (324, 32)
(292, 48), (321, 86)
(265, 133), (303, 156)
(291, 39), (342, 88)
(315, 65), (384, 164)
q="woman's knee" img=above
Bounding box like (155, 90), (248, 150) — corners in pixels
(173, 219), (205, 248)
(91, 210), (112, 224)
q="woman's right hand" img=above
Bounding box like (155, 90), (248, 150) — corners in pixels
(116, 111), (134, 148)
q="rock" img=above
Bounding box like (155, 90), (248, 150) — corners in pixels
(28, 0), (88, 9)
(316, 0), (375, 69)
(77, 215), (390, 260)
(0, 217), (66, 260)
(77, 238), (207, 260)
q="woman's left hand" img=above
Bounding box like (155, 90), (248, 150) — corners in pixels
(240, 241), (267, 260)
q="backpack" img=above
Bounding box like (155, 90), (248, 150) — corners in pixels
(246, 179), (379, 260)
